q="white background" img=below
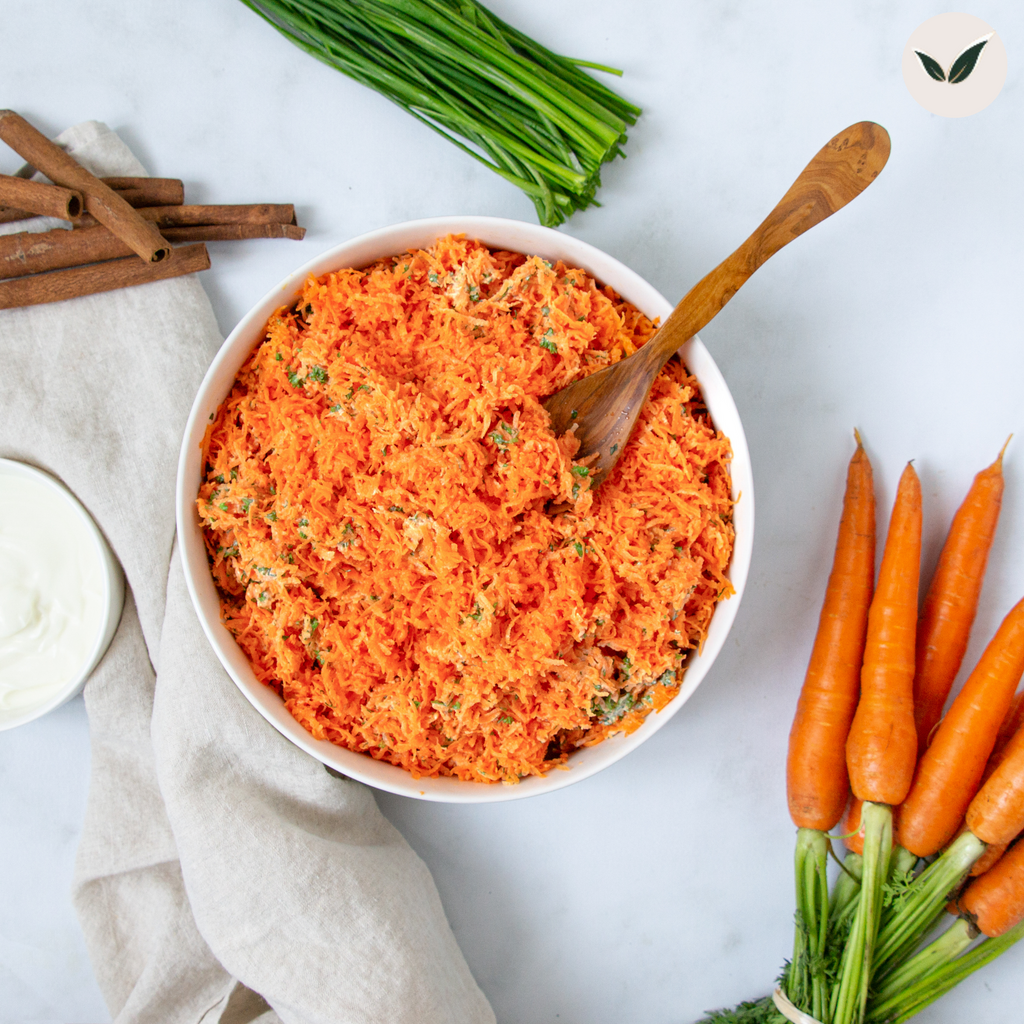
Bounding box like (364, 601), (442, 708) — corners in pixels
(2, 1), (1023, 1021)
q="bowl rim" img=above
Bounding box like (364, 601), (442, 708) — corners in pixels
(176, 215), (754, 803)
(0, 457), (125, 731)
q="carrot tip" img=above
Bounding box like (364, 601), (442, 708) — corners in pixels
(854, 427), (864, 448)
(998, 434), (1013, 464)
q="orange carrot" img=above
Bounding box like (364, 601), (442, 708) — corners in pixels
(914, 445), (1007, 750)
(991, 689), (1024, 765)
(966, 723), (1024, 846)
(846, 462), (921, 805)
(896, 596), (1024, 856)
(787, 437), (875, 830)
(961, 838), (1024, 936)
(970, 840), (1009, 877)
(842, 795), (865, 855)
(940, 693), (1024, 875)
(967, 691), (1024, 873)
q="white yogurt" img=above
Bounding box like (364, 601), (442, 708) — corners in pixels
(0, 473), (106, 723)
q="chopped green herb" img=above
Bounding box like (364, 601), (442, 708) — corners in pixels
(591, 691), (635, 725)
(489, 422), (520, 447)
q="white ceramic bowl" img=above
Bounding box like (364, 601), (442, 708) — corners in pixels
(0, 458), (125, 731)
(176, 217), (754, 803)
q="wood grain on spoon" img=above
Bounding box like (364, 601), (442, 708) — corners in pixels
(543, 121), (891, 486)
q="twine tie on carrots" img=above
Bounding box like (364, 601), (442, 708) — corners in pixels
(773, 988), (825, 1024)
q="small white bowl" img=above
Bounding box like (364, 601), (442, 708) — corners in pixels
(176, 217), (754, 803)
(0, 458), (124, 731)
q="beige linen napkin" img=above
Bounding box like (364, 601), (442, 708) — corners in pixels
(0, 121), (495, 1024)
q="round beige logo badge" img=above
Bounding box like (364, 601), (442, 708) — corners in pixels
(902, 13), (1007, 117)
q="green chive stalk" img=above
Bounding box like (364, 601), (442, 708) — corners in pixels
(238, 0), (641, 226)
(871, 830), (986, 980)
(865, 917), (1024, 1024)
(830, 801), (892, 1024)
(788, 829), (832, 1022)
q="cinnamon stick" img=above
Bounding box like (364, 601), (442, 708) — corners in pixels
(0, 110), (171, 263)
(161, 222), (305, 241)
(0, 206), (37, 224)
(75, 204), (299, 230)
(0, 221), (304, 279)
(130, 203), (297, 227)
(103, 176), (185, 207)
(0, 174), (82, 219)
(0, 244), (210, 310)
(0, 177), (186, 224)
(0, 225), (129, 279)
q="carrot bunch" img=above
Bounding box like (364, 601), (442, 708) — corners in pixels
(700, 437), (1023, 1024)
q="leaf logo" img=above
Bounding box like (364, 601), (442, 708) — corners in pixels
(914, 32), (994, 84)
(903, 16), (1006, 117)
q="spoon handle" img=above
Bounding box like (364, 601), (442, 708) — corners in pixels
(644, 121), (891, 366)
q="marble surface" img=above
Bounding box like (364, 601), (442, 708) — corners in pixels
(2, 1), (1023, 1021)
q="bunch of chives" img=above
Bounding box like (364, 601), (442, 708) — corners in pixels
(239, 0), (641, 226)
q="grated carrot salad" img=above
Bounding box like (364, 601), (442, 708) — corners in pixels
(198, 236), (734, 783)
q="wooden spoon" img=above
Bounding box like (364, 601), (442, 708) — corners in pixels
(543, 121), (891, 486)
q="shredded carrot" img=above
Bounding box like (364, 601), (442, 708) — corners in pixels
(197, 236), (735, 783)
